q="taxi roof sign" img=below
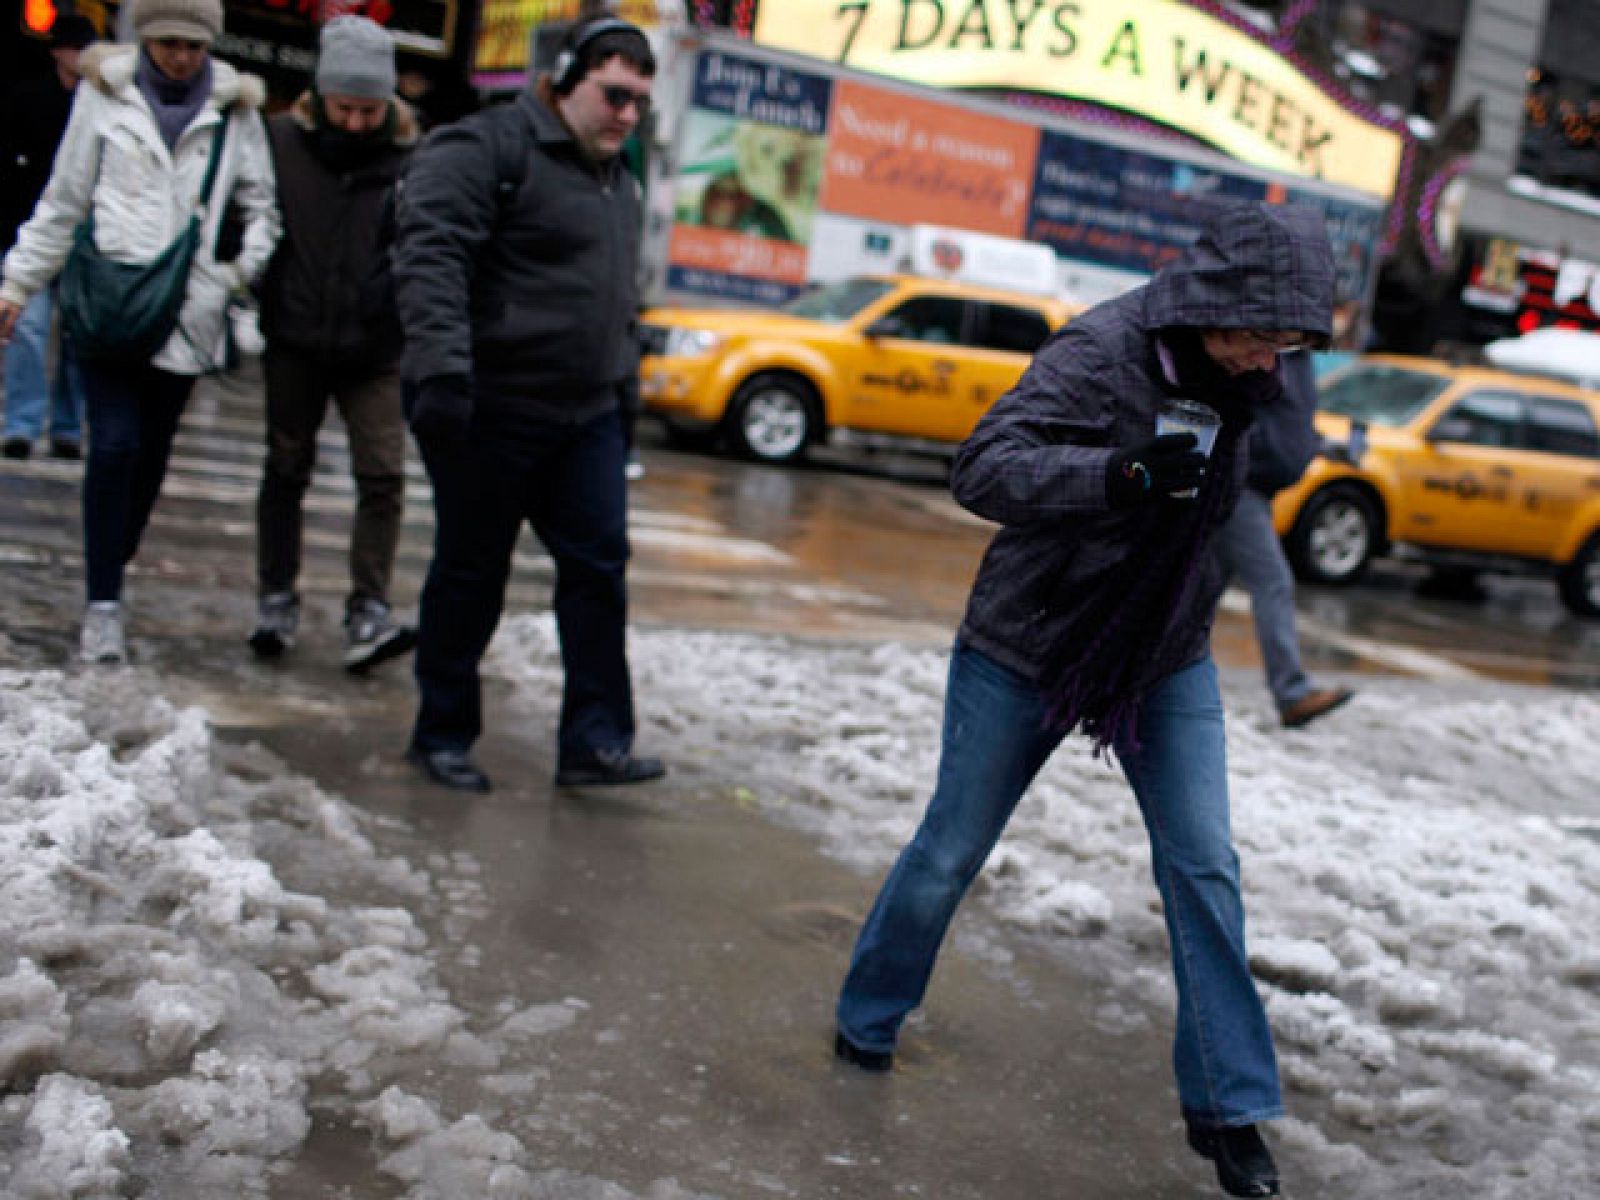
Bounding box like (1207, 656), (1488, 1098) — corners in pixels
(907, 225), (1059, 297)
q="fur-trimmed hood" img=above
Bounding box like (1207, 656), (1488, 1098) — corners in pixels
(80, 42), (266, 111)
(286, 89), (421, 148)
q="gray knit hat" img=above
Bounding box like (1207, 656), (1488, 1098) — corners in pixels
(315, 16), (397, 100)
(130, 0), (223, 44)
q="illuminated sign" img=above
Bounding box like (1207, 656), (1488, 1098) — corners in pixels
(474, 0), (665, 80)
(751, 0), (1404, 199)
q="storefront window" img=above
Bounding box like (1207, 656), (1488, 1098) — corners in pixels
(1518, 71), (1600, 196)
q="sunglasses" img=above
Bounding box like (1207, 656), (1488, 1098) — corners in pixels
(153, 37), (208, 52)
(599, 84), (652, 119)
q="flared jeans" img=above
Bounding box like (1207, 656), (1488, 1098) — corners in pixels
(836, 643), (1282, 1127)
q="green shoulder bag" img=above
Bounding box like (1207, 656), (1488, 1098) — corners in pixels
(58, 116), (228, 363)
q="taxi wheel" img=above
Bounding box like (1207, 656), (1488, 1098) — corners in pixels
(728, 374), (815, 463)
(1286, 483), (1379, 584)
(1558, 533), (1600, 617)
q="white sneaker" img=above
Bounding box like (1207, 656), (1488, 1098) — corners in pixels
(80, 602), (127, 665)
(625, 455), (646, 481)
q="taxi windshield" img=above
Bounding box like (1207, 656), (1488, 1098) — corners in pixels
(782, 278), (896, 322)
(1318, 363), (1453, 427)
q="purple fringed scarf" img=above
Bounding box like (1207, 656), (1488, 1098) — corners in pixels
(1039, 333), (1268, 755)
(136, 50), (213, 153)
(1039, 425), (1239, 755)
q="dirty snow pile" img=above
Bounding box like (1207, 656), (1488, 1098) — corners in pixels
(495, 616), (1600, 1200)
(4, 621), (1598, 1200)
(0, 668), (722, 1200)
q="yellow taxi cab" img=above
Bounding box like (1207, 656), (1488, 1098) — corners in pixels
(1272, 354), (1600, 617)
(637, 274), (1077, 463)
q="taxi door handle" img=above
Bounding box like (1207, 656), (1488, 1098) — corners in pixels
(1489, 465), (1513, 478)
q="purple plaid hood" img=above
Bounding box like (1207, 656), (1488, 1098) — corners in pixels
(1143, 202), (1335, 345)
(950, 202), (1335, 688)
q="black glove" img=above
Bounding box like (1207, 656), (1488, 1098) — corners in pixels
(409, 374), (473, 442)
(1105, 432), (1207, 507)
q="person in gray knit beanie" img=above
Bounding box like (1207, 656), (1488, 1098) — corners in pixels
(316, 16), (397, 101)
(130, 0), (224, 44)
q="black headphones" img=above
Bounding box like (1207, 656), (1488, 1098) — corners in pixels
(551, 17), (647, 93)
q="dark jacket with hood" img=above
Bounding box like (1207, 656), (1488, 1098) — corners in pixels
(259, 92), (419, 365)
(1, 69), (78, 253)
(392, 90), (643, 423)
(951, 203), (1335, 687)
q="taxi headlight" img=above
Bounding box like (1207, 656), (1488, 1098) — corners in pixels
(663, 328), (724, 358)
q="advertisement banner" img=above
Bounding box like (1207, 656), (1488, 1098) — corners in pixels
(1027, 128), (1383, 305)
(818, 78), (1038, 238)
(660, 44), (1385, 311)
(665, 50), (834, 304)
(1027, 130), (1267, 273)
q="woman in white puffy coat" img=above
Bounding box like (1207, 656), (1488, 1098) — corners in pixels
(0, 0), (279, 665)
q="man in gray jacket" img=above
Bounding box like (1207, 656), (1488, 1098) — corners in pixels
(393, 16), (664, 793)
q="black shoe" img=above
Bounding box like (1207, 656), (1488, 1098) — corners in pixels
(1186, 1122), (1280, 1198)
(48, 438), (81, 461)
(406, 746), (491, 793)
(2, 437), (30, 460)
(555, 748), (666, 787)
(834, 1032), (893, 1073)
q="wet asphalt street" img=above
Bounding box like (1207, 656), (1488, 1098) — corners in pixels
(0, 362), (1596, 1197)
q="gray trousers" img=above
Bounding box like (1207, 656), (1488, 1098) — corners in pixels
(1215, 487), (1312, 712)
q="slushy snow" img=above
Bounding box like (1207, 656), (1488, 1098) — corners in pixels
(3, 613), (1598, 1198)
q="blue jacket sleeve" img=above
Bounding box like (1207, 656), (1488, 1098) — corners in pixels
(1246, 349), (1320, 495)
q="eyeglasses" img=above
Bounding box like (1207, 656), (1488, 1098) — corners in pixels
(1239, 329), (1309, 354)
(599, 84), (652, 119)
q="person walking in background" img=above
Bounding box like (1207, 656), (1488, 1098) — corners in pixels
(393, 16), (665, 793)
(833, 203), (1335, 1199)
(0, 0), (279, 665)
(0, 14), (97, 462)
(1215, 347), (1356, 728)
(249, 16), (419, 673)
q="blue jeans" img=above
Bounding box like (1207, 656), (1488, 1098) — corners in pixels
(411, 404), (636, 766)
(836, 644), (1282, 1128)
(1215, 487), (1311, 712)
(80, 360), (195, 603)
(2, 286), (84, 445)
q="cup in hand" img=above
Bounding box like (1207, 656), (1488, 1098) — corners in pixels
(1154, 398), (1222, 498)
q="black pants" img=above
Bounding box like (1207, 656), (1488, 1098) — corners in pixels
(256, 348), (406, 606)
(410, 404), (635, 766)
(80, 359), (195, 603)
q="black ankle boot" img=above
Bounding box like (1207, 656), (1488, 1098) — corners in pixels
(833, 1032), (893, 1072)
(1186, 1121), (1280, 1197)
